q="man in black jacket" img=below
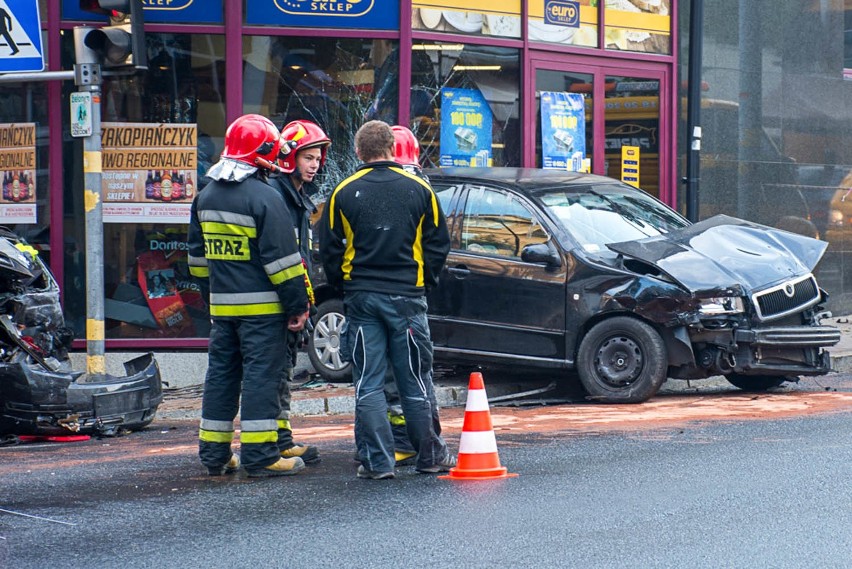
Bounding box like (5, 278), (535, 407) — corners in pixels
(319, 120), (455, 479)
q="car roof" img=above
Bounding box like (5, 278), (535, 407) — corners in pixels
(423, 167), (625, 195)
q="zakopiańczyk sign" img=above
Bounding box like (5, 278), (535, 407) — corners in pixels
(62, 1), (224, 24)
(247, 0), (399, 30)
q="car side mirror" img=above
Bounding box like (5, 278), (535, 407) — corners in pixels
(521, 242), (562, 268)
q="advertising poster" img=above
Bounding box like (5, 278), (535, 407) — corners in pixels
(540, 91), (586, 170)
(0, 123), (37, 224)
(440, 88), (493, 167)
(101, 123), (198, 224)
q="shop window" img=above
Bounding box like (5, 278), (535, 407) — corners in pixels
(410, 43), (521, 168)
(242, 37), (397, 199)
(61, 32), (226, 340)
(604, 0), (671, 54)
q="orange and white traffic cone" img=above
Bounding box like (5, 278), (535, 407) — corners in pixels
(439, 371), (518, 481)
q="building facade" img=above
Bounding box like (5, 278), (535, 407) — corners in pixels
(0, 0), (848, 351)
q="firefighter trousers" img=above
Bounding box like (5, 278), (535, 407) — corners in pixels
(199, 316), (287, 472)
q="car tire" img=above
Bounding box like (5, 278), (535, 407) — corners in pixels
(576, 316), (667, 403)
(308, 298), (352, 382)
(725, 374), (789, 392)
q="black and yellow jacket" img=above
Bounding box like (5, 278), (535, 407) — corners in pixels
(186, 175), (308, 318)
(319, 160), (449, 297)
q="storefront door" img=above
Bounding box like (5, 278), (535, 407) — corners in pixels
(526, 57), (673, 203)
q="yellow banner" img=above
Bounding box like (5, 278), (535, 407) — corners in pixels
(414, 0), (520, 16)
(0, 124), (36, 149)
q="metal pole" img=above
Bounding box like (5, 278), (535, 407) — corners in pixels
(684, 0), (704, 222)
(73, 27), (106, 381)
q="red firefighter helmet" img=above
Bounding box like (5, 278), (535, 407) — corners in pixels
(221, 114), (281, 169)
(278, 120), (331, 174)
(392, 125), (420, 167)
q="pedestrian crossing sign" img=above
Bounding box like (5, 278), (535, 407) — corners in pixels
(0, 0), (44, 73)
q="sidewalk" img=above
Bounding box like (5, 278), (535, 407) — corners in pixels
(101, 315), (852, 421)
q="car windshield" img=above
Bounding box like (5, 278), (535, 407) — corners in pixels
(539, 183), (689, 254)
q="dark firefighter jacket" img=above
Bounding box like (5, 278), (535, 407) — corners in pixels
(269, 174), (318, 271)
(186, 174), (308, 318)
(319, 160), (450, 297)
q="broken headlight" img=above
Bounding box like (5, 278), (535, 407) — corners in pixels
(698, 296), (744, 315)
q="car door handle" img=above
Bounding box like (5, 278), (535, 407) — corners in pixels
(447, 265), (471, 277)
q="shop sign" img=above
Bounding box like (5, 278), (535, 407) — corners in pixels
(247, 0), (398, 30)
(62, 1), (224, 25)
(439, 88), (493, 167)
(540, 91), (586, 171)
(544, 0), (580, 28)
(621, 145), (640, 187)
(100, 123), (197, 224)
(0, 123), (37, 224)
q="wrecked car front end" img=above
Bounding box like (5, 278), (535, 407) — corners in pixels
(608, 215), (841, 383)
(0, 228), (163, 437)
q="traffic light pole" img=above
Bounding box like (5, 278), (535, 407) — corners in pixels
(74, 27), (107, 382)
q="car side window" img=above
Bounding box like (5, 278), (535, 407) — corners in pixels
(431, 183), (458, 214)
(461, 186), (549, 258)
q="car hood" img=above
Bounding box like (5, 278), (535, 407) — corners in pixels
(606, 215), (828, 294)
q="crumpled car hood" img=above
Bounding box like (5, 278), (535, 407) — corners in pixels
(607, 215), (828, 294)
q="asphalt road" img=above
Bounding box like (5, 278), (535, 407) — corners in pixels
(2, 379), (851, 568)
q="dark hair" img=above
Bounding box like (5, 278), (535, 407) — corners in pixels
(355, 120), (394, 162)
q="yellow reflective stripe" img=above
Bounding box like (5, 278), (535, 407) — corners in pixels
(189, 266), (209, 278)
(204, 235), (250, 261)
(210, 303), (283, 317)
(199, 429), (233, 443)
(269, 262), (305, 285)
(341, 212), (355, 281)
(240, 430), (278, 444)
(277, 419), (292, 431)
(201, 221), (257, 238)
(413, 215), (425, 287)
(328, 168), (372, 230)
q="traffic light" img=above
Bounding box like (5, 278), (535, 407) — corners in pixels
(78, 0), (147, 70)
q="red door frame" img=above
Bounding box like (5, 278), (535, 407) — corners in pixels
(524, 53), (676, 206)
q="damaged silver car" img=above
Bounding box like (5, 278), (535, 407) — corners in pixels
(309, 169), (840, 403)
(0, 228), (162, 437)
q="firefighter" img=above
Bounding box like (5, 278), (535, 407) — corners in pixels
(188, 114), (311, 478)
(391, 124), (428, 181)
(267, 119), (332, 465)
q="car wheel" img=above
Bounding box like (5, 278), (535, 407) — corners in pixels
(308, 298), (352, 382)
(725, 374), (789, 392)
(576, 316), (667, 403)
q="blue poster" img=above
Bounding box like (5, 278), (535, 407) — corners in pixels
(439, 88), (492, 168)
(62, 1), (224, 24)
(540, 91), (586, 170)
(246, 0), (398, 30)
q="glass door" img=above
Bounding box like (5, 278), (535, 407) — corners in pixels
(527, 58), (672, 202)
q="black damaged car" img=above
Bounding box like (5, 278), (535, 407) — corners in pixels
(0, 228), (162, 437)
(308, 169), (840, 403)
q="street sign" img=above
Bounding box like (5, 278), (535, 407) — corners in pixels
(70, 92), (93, 137)
(0, 0), (44, 73)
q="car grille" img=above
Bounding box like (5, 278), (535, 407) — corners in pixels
(752, 274), (820, 321)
